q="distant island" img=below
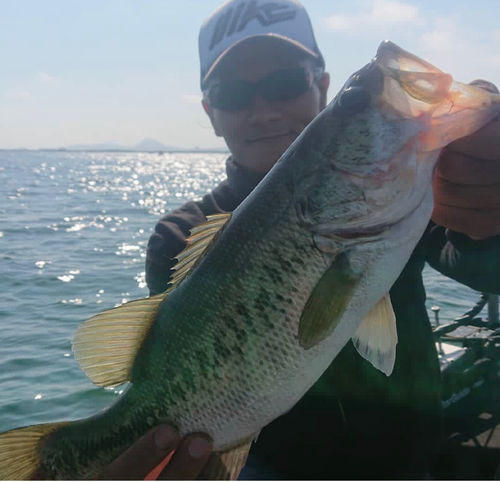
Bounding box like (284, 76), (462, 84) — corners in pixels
(1, 138), (229, 153)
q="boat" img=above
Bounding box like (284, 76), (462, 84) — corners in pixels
(432, 293), (500, 478)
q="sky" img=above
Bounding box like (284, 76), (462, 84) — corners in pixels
(1, 0), (499, 150)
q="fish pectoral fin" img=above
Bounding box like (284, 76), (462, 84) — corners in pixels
(198, 438), (253, 480)
(170, 213), (232, 288)
(352, 294), (398, 376)
(72, 292), (169, 387)
(0, 422), (69, 480)
(299, 253), (361, 350)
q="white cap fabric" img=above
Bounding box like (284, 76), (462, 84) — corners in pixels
(199, 0), (324, 89)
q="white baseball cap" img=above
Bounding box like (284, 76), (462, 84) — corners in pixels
(199, 0), (324, 89)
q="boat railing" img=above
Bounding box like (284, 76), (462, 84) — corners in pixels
(433, 293), (499, 341)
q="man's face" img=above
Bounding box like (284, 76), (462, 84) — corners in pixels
(203, 39), (329, 174)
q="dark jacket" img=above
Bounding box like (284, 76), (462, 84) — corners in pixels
(146, 157), (500, 479)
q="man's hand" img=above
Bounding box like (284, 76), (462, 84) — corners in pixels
(100, 424), (213, 480)
(432, 80), (500, 239)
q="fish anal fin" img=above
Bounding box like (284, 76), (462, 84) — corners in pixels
(299, 253), (361, 350)
(352, 293), (398, 376)
(170, 213), (232, 288)
(0, 422), (68, 480)
(198, 438), (253, 480)
(72, 292), (168, 387)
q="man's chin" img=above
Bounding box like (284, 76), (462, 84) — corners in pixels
(239, 138), (294, 173)
(239, 152), (284, 174)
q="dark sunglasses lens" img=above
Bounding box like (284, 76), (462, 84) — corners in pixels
(209, 81), (254, 111)
(262, 69), (310, 102)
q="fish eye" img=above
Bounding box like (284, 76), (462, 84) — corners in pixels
(338, 86), (370, 114)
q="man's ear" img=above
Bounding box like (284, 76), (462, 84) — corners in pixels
(318, 72), (330, 111)
(202, 100), (223, 137)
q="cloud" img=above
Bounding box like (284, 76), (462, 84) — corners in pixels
(325, 15), (353, 32)
(371, 0), (418, 24)
(14, 91), (31, 100)
(417, 16), (500, 87)
(325, 0), (421, 32)
(419, 18), (460, 53)
(181, 94), (202, 104)
(38, 72), (53, 82)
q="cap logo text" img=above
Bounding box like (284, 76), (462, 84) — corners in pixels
(209, 1), (297, 51)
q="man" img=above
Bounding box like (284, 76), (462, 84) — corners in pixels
(103, 0), (500, 479)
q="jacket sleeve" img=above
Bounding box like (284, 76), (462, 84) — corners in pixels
(145, 201), (207, 296)
(425, 222), (500, 294)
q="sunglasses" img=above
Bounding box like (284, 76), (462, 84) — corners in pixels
(203, 67), (324, 112)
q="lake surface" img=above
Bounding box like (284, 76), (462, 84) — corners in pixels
(0, 150), (485, 433)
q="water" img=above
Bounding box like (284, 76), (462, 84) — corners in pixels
(0, 150), (484, 433)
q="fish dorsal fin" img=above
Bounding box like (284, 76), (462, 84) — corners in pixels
(169, 213), (232, 288)
(299, 253), (361, 350)
(72, 214), (231, 388)
(352, 294), (398, 376)
(72, 292), (169, 387)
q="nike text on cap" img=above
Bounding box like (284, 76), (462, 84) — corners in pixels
(198, 0), (324, 89)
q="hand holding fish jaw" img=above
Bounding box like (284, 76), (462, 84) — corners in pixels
(100, 424), (212, 480)
(432, 80), (500, 240)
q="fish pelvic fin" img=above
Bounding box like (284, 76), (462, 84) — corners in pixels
(0, 422), (68, 480)
(72, 291), (169, 387)
(352, 293), (398, 376)
(170, 213), (232, 288)
(198, 438), (253, 480)
(299, 253), (361, 350)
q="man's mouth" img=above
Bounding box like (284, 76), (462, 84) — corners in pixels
(245, 132), (293, 144)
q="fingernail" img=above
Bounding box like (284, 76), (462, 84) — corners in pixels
(154, 425), (179, 450)
(188, 436), (211, 459)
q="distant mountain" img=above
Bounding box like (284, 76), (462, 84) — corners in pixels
(62, 138), (228, 153)
(134, 138), (174, 151)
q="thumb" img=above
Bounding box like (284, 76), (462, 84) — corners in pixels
(100, 424), (180, 480)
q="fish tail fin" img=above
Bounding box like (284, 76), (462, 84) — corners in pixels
(0, 421), (69, 480)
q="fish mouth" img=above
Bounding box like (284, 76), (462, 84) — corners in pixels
(373, 40), (453, 111)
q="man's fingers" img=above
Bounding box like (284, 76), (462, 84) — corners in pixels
(158, 434), (213, 480)
(100, 425), (181, 480)
(433, 174), (500, 209)
(447, 79), (500, 161)
(436, 151), (500, 186)
(447, 117), (500, 161)
(432, 202), (500, 240)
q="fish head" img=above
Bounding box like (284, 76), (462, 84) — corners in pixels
(291, 40), (500, 244)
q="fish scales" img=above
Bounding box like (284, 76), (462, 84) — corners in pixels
(133, 179), (330, 443)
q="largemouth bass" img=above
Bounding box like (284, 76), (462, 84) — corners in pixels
(1, 41), (499, 480)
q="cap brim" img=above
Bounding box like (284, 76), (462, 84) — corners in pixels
(202, 33), (321, 87)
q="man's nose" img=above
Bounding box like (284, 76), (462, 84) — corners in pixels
(247, 94), (283, 124)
